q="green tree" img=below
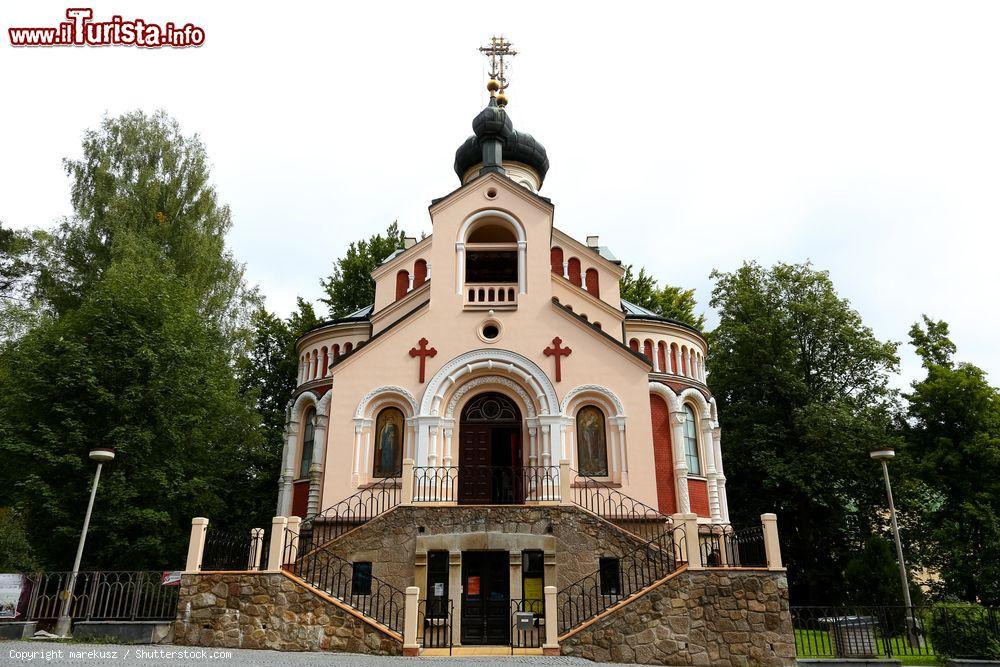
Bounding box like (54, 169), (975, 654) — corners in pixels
(320, 222), (404, 318)
(0, 223), (32, 298)
(0, 237), (261, 569)
(708, 261), (900, 603)
(619, 265), (705, 329)
(0, 507), (37, 572)
(904, 316), (1000, 604)
(35, 110), (247, 329)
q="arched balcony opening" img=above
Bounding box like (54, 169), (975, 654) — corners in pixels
(585, 268), (600, 298)
(395, 270), (410, 301)
(413, 259), (428, 289)
(550, 246), (564, 275)
(568, 258), (582, 287)
(462, 218), (521, 309)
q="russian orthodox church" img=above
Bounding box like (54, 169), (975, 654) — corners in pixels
(269, 38), (742, 651)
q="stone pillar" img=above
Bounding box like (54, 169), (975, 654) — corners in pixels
(249, 528), (265, 570)
(528, 427), (538, 466)
(762, 513), (784, 570)
(403, 585), (420, 656)
(700, 415), (722, 523)
(414, 551), (428, 603)
(401, 458), (414, 505)
(669, 410), (691, 513)
(284, 516), (302, 565)
(278, 409), (300, 516)
(562, 260), (569, 280)
(615, 419), (628, 475)
(559, 459), (572, 505)
(442, 428), (453, 467)
(672, 512), (703, 570)
(449, 552), (462, 644)
(408, 272), (415, 292)
(510, 551), (523, 601)
(184, 517), (208, 573)
(428, 425), (439, 467)
(542, 585), (559, 655)
(266, 516), (287, 573)
(307, 407), (329, 518)
(541, 425), (551, 467)
(352, 422), (363, 486)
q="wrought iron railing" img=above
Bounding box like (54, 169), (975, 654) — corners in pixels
(698, 523), (767, 568)
(201, 526), (269, 571)
(557, 524), (686, 634)
(284, 477), (400, 563)
(569, 468), (671, 543)
(21, 571), (180, 622)
(286, 550), (404, 634)
(510, 597), (545, 653)
(411, 465), (559, 504)
(792, 604), (1000, 661)
(418, 598), (453, 653)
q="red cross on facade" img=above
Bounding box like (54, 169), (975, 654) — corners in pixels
(544, 336), (572, 383)
(409, 338), (438, 383)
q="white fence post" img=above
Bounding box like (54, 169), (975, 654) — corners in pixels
(284, 516), (302, 565)
(266, 516), (287, 573)
(671, 513), (703, 570)
(403, 586), (420, 656)
(401, 458), (414, 505)
(184, 517), (208, 573)
(543, 585), (560, 655)
(761, 513), (784, 570)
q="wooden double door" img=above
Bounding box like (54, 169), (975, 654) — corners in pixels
(457, 392), (523, 504)
(460, 550), (510, 645)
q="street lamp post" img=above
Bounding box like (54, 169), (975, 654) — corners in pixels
(54, 446), (115, 637)
(870, 446), (918, 646)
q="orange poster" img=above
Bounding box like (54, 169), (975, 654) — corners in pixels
(467, 576), (480, 595)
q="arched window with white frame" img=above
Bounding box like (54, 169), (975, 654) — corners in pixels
(299, 408), (316, 479)
(682, 404), (701, 476)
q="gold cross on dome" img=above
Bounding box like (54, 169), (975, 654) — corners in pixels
(479, 35), (517, 92)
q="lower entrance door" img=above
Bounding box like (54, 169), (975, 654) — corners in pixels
(460, 551), (510, 645)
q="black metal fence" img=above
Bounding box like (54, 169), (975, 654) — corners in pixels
(793, 604), (1000, 661)
(285, 477), (400, 564)
(17, 571), (179, 622)
(557, 524), (686, 634)
(570, 469), (671, 543)
(698, 524), (767, 568)
(411, 465), (559, 504)
(418, 598), (453, 653)
(510, 598), (545, 653)
(285, 549), (404, 634)
(201, 527), (269, 571)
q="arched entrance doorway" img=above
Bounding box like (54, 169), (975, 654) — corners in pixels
(458, 392), (523, 504)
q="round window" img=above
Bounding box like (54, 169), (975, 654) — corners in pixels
(478, 319), (503, 343)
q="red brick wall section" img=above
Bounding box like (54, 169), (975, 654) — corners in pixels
(649, 395), (677, 515)
(688, 478), (710, 517)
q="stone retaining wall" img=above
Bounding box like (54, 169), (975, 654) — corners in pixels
(560, 569), (796, 666)
(171, 573), (400, 654)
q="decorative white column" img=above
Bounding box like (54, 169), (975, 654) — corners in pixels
(700, 415), (722, 522)
(442, 427), (454, 467)
(455, 242), (465, 295)
(670, 410), (691, 513)
(428, 425), (440, 467)
(278, 409), (300, 516)
(652, 345), (662, 372)
(426, 262), (432, 280)
(615, 418), (628, 475)
(307, 407), (329, 517)
(713, 426), (730, 522)
(517, 241), (527, 294)
(540, 425), (551, 467)
(352, 421), (363, 485)
(359, 419), (373, 485)
(562, 260), (569, 280)
(608, 426), (620, 481)
(408, 272), (415, 292)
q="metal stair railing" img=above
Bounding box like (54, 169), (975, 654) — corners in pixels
(568, 468), (672, 543)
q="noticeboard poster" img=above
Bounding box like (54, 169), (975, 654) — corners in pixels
(0, 574), (25, 619)
(466, 575), (480, 596)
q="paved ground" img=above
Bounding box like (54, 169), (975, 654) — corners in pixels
(1, 641), (614, 666)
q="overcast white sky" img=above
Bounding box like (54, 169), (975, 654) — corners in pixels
(2, 1), (998, 390)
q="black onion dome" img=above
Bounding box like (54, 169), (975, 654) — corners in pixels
(453, 98), (550, 184)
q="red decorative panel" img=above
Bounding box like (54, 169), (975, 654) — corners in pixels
(568, 257), (582, 287)
(585, 268), (600, 298)
(550, 247), (564, 274)
(413, 259), (427, 289)
(657, 342), (667, 373)
(291, 479), (309, 519)
(688, 478), (710, 517)
(395, 270), (409, 300)
(650, 395), (677, 515)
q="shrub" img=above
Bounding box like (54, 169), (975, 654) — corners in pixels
(928, 602), (1000, 659)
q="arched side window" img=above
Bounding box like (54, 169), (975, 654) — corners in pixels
(657, 342), (667, 373)
(312, 350), (318, 380)
(299, 408), (316, 479)
(629, 339), (639, 352)
(643, 340), (654, 364)
(567, 258), (582, 287)
(670, 343), (679, 374)
(395, 270), (410, 300)
(550, 247), (564, 275)
(576, 405), (609, 477)
(321, 347), (328, 377)
(332, 343), (340, 360)
(681, 345), (689, 376)
(372, 407), (404, 478)
(683, 404), (701, 476)
(344, 342), (353, 354)
(585, 268), (600, 298)
(413, 259), (428, 289)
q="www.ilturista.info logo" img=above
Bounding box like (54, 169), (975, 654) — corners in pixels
(9, 8), (205, 48)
